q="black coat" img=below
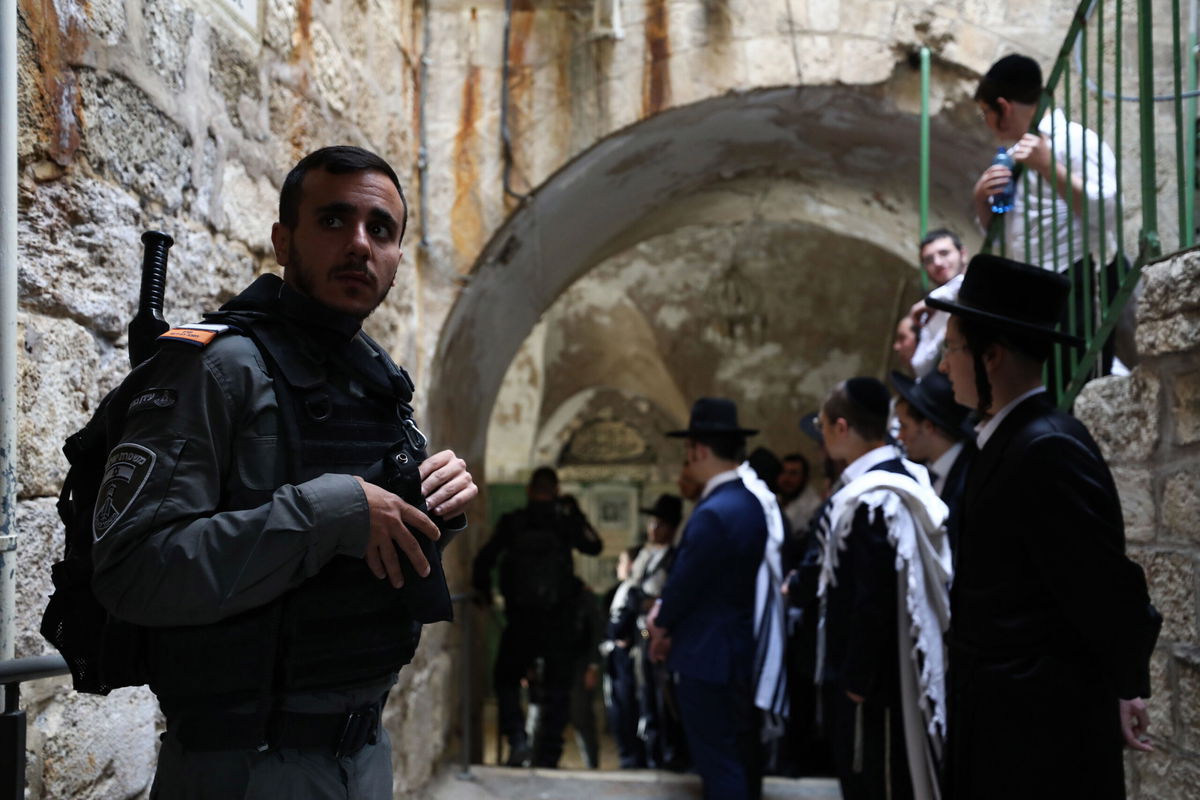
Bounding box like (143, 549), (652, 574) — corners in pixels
(945, 393), (1158, 800)
(939, 441), (975, 559)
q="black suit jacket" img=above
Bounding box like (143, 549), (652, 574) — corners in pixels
(939, 440), (976, 559)
(946, 392), (1157, 799)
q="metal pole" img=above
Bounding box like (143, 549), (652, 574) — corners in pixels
(0, 0), (20, 665)
(1139, 0), (1162, 259)
(919, 46), (930, 296)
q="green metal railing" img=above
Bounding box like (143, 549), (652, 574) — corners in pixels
(921, 0), (1198, 408)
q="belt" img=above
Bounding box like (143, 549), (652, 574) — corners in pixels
(172, 699), (383, 759)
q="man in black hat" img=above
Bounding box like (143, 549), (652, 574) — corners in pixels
(645, 398), (773, 800)
(929, 254), (1158, 799)
(890, 371), (976, 555)
(813, 378), (950, 800)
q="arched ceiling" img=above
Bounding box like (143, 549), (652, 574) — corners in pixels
(430, 84), (989, 473)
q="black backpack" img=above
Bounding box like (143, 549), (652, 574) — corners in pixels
(40, 371), (153, 694)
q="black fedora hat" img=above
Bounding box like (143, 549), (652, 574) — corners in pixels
(666, 397), (759, 438)
(890, 370), (973, 440)
(640, 494), (683, 526)
(924, 254), (1083, 346)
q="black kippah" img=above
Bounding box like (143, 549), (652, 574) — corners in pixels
(845, 377), (891, 421)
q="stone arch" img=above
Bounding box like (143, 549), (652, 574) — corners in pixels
(428, 84), (987, 472)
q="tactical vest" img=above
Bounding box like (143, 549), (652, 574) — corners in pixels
(144, 300), (423, 712)
(498, 506), (577, 613)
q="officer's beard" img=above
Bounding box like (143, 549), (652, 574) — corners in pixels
(288, 250), (393, 320)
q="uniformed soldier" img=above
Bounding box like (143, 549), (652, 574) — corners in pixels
(90, 146), (478, 799)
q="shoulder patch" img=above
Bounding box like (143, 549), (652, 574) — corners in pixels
(94, 444), (157, 541)
(128, 388), (177, 415)
(158, 323), (231, 348)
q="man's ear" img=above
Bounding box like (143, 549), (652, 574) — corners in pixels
(271, 222), (292, 267)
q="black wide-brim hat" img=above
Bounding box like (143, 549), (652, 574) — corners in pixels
(640, 494), (683, 526)
(798, 412), (823, 446)
(924, 254), (1084, 347)
(666, 397), (759, 438)
(890, 370), (974, 440)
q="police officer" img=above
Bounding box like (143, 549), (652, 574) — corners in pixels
(90, 146), (478, 799)
(471, 467), (602, 767)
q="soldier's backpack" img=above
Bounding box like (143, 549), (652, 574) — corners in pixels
(40, 373), (152, 694)
(497, 508), (576, 611)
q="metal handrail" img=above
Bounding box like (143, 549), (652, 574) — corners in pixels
(965, 0), (1194, 408)
(0, 654), (68, 689)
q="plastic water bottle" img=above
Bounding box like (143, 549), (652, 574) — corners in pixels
(989, 147), (1015, 214)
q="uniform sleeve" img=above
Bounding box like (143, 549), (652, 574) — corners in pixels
(655, 507), (723, 632)
(91, 338), (371, 627)
(1020, 434), (1155, 699)
(840, 504), (899, 699)
(471, 512), (516, 598)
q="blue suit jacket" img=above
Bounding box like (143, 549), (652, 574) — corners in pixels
(656, 479), (768, 684)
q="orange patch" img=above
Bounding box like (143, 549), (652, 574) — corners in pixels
(158, 327), (221, 347)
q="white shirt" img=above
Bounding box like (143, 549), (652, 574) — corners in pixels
(927, 441), (965, 496)
(911, 274), (964, 377)
(782, 486), (822, 533)
(1005, 108), (1119, 273)
(701, 468), (740, 500)
(838, 444), (900, 487)
(975, 387), (1047, 450)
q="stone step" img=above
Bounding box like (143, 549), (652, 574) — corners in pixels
(421, 765), (843, 800)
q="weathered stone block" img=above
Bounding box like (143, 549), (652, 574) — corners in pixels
(1075, 371), (1162, 463)
(311, 22), (352, 116)
(388, 651), (451, 794)
(17, 174), (143, 337)
(1111, 465), (1156, 543)
(1178, 647), (1200, 753)
(1133, 748), (1200, 800)
(78, 71), (193, 211)
(1172, 370), (1200, 446)
(219, 162), (277, 255)
(1138, 250), (1200, 324)
(14, 499), (62, 660)
(1137, 311), (1200, 358)
(1146, 647), (1173, 744)
(144, 0), (194, 91)
(25, 683), (158, 800)
(17, 313), (102, 499)
(1137, 550), (1197, 643)
(1163, 468), (1200, 545)
(212, 29), (264, 134)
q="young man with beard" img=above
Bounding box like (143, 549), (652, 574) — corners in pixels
(91, 146), (478, 799)
(929, 254), (1158, 799)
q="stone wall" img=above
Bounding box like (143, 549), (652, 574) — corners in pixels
(1075, 248), (1200, 797)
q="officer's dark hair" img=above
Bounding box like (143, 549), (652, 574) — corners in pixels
(528, 466), (559, 495)
(279, 146), (408, 239)
(822, 379), (890, 443)
(919, 228), (964, 253)
(975, 54), (1043, 112)
(954, 315), (1053, 415)
(691, 434), (747, 464)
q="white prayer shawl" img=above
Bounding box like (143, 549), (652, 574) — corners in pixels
(816, 465), (953, 800)
(737, 462), (790, 721)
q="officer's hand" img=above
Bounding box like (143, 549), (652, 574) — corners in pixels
(420, 449), (478, 518)
(356, 477), (440, 588)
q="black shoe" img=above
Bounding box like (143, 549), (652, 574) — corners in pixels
(505, 737), (531, 767)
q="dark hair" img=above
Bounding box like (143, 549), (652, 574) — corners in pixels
(955, 316), (1053, 414)
(692, 434), (747, 464)
(782, 453), (810, 473)
(279, 146), (408, 238)
(894, 397), (928, 425)
(822, 381), (889, 443)
(975, 54), (1043, 112)
(920, 228), (964, 254)
(529, 466), (559, 494)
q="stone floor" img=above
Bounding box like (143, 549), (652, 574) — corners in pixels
(420, 766), (843, 799)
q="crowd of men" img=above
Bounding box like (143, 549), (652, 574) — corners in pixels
(59, 49), (1158, 800)
(472, 53), (1160, 800)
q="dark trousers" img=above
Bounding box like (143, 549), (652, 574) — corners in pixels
(638, 645), (688, 770)
(1054, 255), (1124, 401)
(494, 615), (573, 767)
(674, 673), (762, 800)
(823, 686), (912, 800)
(604, 646), (645, 767)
